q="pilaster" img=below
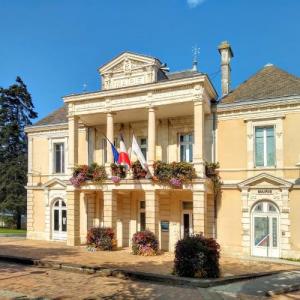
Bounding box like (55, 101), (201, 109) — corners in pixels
(193, 100), (205, 177)
(68, 115), (79, 175)
(145, 190), (159, 236)
(103, 191), (117, 230)
(193, 190), (206, 235)
(67, 190), (80, 246)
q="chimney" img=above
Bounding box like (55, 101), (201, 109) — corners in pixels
(218, 41), (234, 97)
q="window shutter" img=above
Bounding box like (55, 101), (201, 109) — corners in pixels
(266, 127), (275, 166)
(255, 128), (264, 166)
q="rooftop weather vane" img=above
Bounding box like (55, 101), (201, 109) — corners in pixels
(192, 46), (200, 71)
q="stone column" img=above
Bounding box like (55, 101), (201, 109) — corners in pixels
(193, 190), (206, 235)
(145, 190), (158, 236)
(103, 191), (117, 230)
(106, 112), (114, 175)
(147, 107), (156, 174)
(67, 190), (80, 246)
(193, 101), (204, 177)
(68, 115), (79, 174)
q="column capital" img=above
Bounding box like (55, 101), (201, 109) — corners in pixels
(148, 105), (157, 111)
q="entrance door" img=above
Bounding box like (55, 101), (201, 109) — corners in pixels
(252, 201), (279, 258)
(52, 199), (67, 240)
(181, 210), (193, 238)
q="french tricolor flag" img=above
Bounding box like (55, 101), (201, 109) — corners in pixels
(118, 135), (131, 167)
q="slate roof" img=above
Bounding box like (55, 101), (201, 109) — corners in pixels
(166, 70), (201, 80)
(222, 64), (300, 104)
(34, 105), (68, 126)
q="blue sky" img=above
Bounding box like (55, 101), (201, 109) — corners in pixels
(1, 0), (300, 121)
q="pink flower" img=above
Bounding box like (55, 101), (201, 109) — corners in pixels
(111, 176), (121, 184)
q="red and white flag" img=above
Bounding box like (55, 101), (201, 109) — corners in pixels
(118, 135), (131, 167)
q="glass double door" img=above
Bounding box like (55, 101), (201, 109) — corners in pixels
(52, 199), (67, 240)
(252, 215), (279, 257)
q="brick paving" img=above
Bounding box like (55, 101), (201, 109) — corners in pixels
(0, 237), (296, 277)
(0, 262), (210, 300)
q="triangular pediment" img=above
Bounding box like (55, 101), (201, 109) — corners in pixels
(43, 178), (67, 189)
(98, 52), (164, 90)
(238, 173), (293, 190)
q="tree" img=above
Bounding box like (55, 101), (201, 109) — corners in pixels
(0, 77), (37, 228)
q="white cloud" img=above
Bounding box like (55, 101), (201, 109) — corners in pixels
(187, 0), (206, 8)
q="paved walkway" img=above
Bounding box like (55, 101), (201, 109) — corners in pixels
(0, 262), (215, 300)
(0, 238), (296, 278)
(210, 270), (300, 299)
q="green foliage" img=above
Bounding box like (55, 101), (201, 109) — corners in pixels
(174, 234), (220, 278)
(205, 161), (222, 207)
(86, 227), (116, 251)
(0, 77), (37, 228)
(110, 163), (127, 179)
(132, 161), (148, 179)
(153, 161), (196, 187)
(132, 230), (159, 256)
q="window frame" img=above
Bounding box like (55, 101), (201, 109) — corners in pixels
(49, 137), (68, 177)
(178, 132), (193, 163)
(137, 136), (148, 160)
(53, 142), (65, 174)
(254, 126), (276, 167)
(245, 117), (284, 170)
(138, 200), (146, 232)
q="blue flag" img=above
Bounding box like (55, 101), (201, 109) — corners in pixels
(111, 143), (119, 163)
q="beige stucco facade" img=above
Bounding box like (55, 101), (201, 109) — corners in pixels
(25, 51), (300, 259)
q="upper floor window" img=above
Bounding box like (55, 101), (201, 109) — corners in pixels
(179, 133), (193, 162)
(138, 137), (147, 160)
(255, 126), (275, 167)
(54, 143), (65, 173)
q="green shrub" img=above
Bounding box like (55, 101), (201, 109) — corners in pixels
(174, 234), (220, 278)
(86, 227), (116, 251)
(153, 161), (196, 187)
(132, 230), (159, 256)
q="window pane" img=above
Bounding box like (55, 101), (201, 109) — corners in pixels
(179, 134), (193, 162)
(140, 212), (146, 231)
(54, 210), (59, 231)
(183, 214), (190, 238)
(254, 217), (269, 247)
(267, 127), (275, 166)
(140, 201), (145, 209)
(180, 145), (186, 162)
(272, 217), (278, 247)
(255, 128), (264, 166)
(62, 210), (67, 232)
(54, 143), (64, 173)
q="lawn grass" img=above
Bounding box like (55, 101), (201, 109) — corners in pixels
(0, 228), (27, 234)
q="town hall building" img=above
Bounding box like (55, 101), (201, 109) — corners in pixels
(25, 42), (300, 258)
